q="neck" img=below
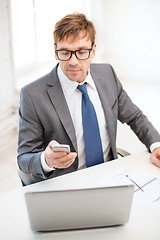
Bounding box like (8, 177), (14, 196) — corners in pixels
(77, 71), (88, 84)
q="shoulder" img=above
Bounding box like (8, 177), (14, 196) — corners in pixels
(21, 65), (58, 94)
(90, 63), (113, 71)
(22, 74), (49, 92)
(90, 63), (115, 76)
(90, 63), (118, 81)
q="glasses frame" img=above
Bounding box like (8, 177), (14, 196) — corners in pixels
(55, 44), (94, 61)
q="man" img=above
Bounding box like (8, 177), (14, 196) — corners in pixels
(17, 13), (160, 185)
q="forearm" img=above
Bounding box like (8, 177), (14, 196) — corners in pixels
(17, 151), (47, 179)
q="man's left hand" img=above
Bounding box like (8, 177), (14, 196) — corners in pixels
(150, 147), (160, 168)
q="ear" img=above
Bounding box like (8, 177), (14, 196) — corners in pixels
(91, 44), (96, 59)
(55, 51), (59, 60)
(54, 45), (59, 60)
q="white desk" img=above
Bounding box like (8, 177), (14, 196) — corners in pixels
(0, 151), (160, 240)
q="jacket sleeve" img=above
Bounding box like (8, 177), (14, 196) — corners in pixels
(17, 87), (48, 179)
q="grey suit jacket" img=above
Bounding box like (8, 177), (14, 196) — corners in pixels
(17, 63), (160, 183)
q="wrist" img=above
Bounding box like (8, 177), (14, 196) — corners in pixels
(41, 151), (55, 173)
(150, 142), (160, 152)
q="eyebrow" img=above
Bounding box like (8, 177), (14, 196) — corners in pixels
(57, 46), (91, 51)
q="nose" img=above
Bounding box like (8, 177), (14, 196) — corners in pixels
(68, 52), (79, 65)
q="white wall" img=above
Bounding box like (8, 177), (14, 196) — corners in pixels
(92, 0), (160, 85)
(0, 0), (16, 112)
(0, 0), (18, 150)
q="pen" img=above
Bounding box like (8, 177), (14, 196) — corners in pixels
(126, 175), (144, 192)
(153, 196), (160, 203)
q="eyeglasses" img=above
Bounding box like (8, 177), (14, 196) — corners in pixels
(55, 45), (94, 61)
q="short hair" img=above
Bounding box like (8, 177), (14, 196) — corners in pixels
(53, 13), (96, 46)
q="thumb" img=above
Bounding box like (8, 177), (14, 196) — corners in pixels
(48, 140), (59, 149)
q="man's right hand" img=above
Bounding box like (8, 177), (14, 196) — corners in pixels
(44, 140), (77, 169)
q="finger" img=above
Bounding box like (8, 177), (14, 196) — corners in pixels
(54, 152), (77, 164)
(45, 149), (67, 168)
(56, 152), (77, 163)
(55, 159), (75, 169)
(52, 151), (68, 159)
(53, 153), (77, 169)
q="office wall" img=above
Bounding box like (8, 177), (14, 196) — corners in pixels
(92, 0), (160, 85)
(0, 0), (16, 110)
(0, 0), (18, 150)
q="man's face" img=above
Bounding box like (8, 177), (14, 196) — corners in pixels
(55, 34), (96, 83)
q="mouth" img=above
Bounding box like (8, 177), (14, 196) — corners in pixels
(67, 69), (81, 73)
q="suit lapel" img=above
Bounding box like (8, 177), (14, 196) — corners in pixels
(90, 65), (117, 158)
(46, 66), (77, 152)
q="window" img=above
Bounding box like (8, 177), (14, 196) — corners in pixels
(10, 0), (91, 88)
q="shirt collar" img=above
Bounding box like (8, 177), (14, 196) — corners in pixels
(57, 65), (96, 98)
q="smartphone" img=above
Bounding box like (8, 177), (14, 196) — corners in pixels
(52, 144), (70, 153)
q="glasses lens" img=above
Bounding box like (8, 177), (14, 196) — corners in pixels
(57, 50), (71, 61)
(76, 50), (90, 60)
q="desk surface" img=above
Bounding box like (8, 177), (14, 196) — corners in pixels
(0, 151), (160, 240)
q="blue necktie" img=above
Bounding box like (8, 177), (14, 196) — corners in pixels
(77, 83), (104, 167)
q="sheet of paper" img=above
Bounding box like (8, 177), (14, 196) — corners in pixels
(97, 167), (160, 209)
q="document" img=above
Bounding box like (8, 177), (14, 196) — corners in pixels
(97, 167), (160, 209)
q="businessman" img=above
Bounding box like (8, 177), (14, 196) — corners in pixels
(18, 13), (160, 185)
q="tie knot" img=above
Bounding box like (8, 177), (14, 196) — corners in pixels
(77, 83), (88, 95)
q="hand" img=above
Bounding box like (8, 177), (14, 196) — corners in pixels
(150, 147), (160, 168)
(44, 140), (77, 169)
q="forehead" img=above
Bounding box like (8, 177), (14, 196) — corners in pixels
(56, 33), (92, 49)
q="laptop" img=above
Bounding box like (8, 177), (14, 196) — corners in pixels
(25, 185), (134, 232)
